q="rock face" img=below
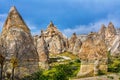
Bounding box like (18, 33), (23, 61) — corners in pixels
(77, 34), (88, 42)
(68, 33), (82, 55)
(37, 32), (49, 69)
(73, 39), (82, 55)
(105, 22), (116, 49)
(77, 33), (107, 77)
(109, 35), (120, 56)
(109, 27), (120, 56)
(0, 6), (39, 78)
(33, 35), (39, 47)
(42, 21), (67, 54)
(68, 33), (77, 52)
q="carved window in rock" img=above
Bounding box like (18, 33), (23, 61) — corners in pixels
(48, 44), (49, 48)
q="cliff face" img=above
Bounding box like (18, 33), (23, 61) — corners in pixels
(0, 6), (39, 78)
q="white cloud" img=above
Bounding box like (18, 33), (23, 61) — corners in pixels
(27, 22), (37, 30)
(26, 21), (41, 35)
(0, 13), (7, 31)
(62, 13), (120, 37)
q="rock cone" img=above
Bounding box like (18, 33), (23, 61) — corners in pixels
(0, 6), (39, 78)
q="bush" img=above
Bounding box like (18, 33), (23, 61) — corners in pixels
(108, 57), (120, 73)
(22, 70), (47, 80)
(98, 70), (105, 75)
(74, 58), (81, 63)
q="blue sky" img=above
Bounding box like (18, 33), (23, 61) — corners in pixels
(0, 0), (120, 37)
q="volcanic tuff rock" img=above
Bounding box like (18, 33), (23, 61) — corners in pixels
(0, 6), (39, 78)
(33, 35), (39, 47)
(79, 33), (107, 59)
(105, 22), (116, 48)
(37, 32), (49, 69)
(77, 34), (88, 42)
(41, 21), (67, 54)
(73, 39), (82, 55)
(98, 24), (106, 39)
(98, 22), (119, 56)
(68, 33), (82, 55)
(109, 28), (120, 56)
(109, 35), (120, 57)
(68, 33), (77, 52)
(77, 32), (107, 77)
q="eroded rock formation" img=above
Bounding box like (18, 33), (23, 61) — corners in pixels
(42, 21), (67, 54)
(105, 22), (116, 49)
(98, 24), (106, 39)
(68, 33), (82, 55)
(109, 35), (120, 57)
(37, 31), (49, 69)
(98, 22), (118, 56)
(0, 6), (39, 78)
(77, 33), (107, 77)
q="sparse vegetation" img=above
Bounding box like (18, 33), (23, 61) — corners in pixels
(108, 52), (120, 73)
(22, 52), (80, 80)
(10, 56), (18, 80)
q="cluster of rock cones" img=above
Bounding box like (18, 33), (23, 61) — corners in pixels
(0, 6), (120, 78)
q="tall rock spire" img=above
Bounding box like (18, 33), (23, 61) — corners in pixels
(0, 6), (39, 78)
(37, 35), (49, 69)
(98, 24), (106, 39)
(105, 22), (116, 48)
(68, 33), (78, 52)
(98, 24), (106, 35)
(107, 22), (116, 35)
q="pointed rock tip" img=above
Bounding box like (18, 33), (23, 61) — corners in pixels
(109, 22), (113, 25)
(9, 6), (17, 12)
(100, 24), (106, 29)
(48, 21), (54, 27)
(108, 22), (115, 28)
(50, 21), (53, 24)
(73, 32), (76, 35)
(101, 24), (106, 27)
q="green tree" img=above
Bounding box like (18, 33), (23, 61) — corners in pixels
(10, 57), (18, 80)
(0, 54), (5, 80)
